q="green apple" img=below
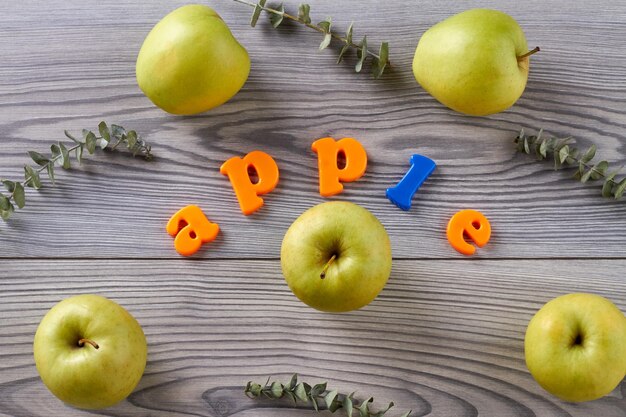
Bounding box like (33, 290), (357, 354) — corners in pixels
(412, 9), (538, 116)
(524, 293), (626, 402)
(281, 201), (392, 312)
(136, 4), (250, 115)
(33, 294), (148, 409)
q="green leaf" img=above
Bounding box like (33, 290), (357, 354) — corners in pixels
(345, 21), (354, 43)
(0, 193), (10, 211)
(294, 383), (308, 402)
(288, 374), (298, 390)
(28, 151), (49, 166)
(343, 392), (355, 417)
(319, 32), (332, 50)
(98, 121), (111, 142)
(110, 124), (126, 138)
(580, 167), (594, 183)
(591, 160), (608, 180)
(13, 182), (25, 208)
(372, 42), (388, 79)
(1, 203), (14, 220)
(581, 145), (596, 163)
(337, 43), (350, 63)
(553, 147), (562, 170)
(318, 18), (332, 50)
(24, 166), (42, 189)
(399, 411), (413, 417)
(602, 172), (617, 198)
(523, 136), (530, 154)
(64, 130), (80, 143)
(85, 131), (97, 154)
(310, 395), (319, 412)
(270, 381), (284, 398)
(355, 36), (367, 73)
(614, 178), (626, 199)
(371, 402), (394, 417)
(2, 180), (16, 193)
(538, 140), (548, 159)
(59, 142), (71, 169)
(324, 390), (338, 409)
(558, 145), (569, 164)
(358, 397), (373, 417)
(310, 382), (327, 397)
(250, 0), (266, 27)
(126, 130), (138, 149)
(75, 145), (84, 165)
(269, 3), (284, 28)
(298, 3), (311, 24)
(47, 163), (55, 185)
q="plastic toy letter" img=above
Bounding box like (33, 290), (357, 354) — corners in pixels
(166, 205), (220, 256)
(312, 137), (367, 197)
(386, 154), (436, 211)
(446, 209), (491, 255)
(220, 150), (280, 215)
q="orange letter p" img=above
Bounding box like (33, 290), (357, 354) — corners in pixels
(311, 137), (368, 197)
(220, 150), (279, 215)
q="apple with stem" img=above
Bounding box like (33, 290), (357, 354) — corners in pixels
(33, 294), (148, 409)
(525, 293), (626, 402)
(412, 8), (539, 116)
(281, 201), (392, 313)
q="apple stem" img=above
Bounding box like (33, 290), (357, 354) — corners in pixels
(320, 254), (337, 279)
(517, 46), (540, 61)
(78, 338), (99, 350)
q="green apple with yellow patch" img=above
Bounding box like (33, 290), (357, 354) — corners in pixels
(412, 9), (539, 116)
(136, 4), (250, 115)
(525, 293), (626, 402)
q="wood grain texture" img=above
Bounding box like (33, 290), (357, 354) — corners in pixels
(0, 0), (626, 258)
(1, 259), (625, 417)
(0, 1), (625, 416)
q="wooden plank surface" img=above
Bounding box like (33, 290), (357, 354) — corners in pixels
(1, 259), (626, 417)
(0, 0), (625, 416)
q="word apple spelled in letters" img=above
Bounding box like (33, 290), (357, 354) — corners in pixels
(166, 136), (487, 257)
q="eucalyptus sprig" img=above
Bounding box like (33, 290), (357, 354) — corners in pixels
(232, 0), (390, 78)
(0, 122), (153, 220)
(515, 129), (626, 199)
(245, 374), (411, 417)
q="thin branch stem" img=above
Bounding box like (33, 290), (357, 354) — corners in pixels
(230, 0), (388, 64)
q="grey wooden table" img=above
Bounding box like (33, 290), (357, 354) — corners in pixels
(1, 1), (626, 416)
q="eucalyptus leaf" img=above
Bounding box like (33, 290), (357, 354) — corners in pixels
(538, 138), (548, 158)
(75, 145), (84, 165)
(324, 389), (338, 409)
(614, 178), (626, 199)
(602, 173), (617, 198)
(355, 36), (367, 73)
(59, 142), (71, 169)
(372, 42), (388, 79)
(399, 412), (413, 417)
(591, 160), (608, 180)
(371, 401), (394, 417)
(343, 392), (355, 417)
(294, 383), (308, 401)
(24, 166), (42, 189)
(28, 151), (49, 166)
(110, 124), (125, 138)
(337, 43), (350, 63)
(98, 121), (111, 142)
(0, 193), (10, 211)
(270, 381), (284, 398)
(288, 374), (298, 390)
(580, 167), (594, 183)
(358, 397), (374, 416)
(310, 382), (327, 397)
(310, 394), (319, 411)
(581, 145), (596, 163)
(85, 131), (97, 154)
(2, 180), (16, 193)
(46, 163), (55, 184)
(523, 136), (530, 154)
(317, 18), (331, 33)
(298, 3), (311, 24)
(346, 21), (354, 43)
(250, 0), (266, 27)
(0, 203), (14, 220)
(64, 130), (80, 143)
(13, 182), (25, 208)
(269, 3), (284, 28)
(558, 145), (569, 164)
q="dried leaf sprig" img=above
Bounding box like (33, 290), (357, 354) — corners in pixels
(515, 129), (626, 199)
(232, 0), (390, 78)
(0, 122), (153, 220)
(245, 374), (411, 417)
